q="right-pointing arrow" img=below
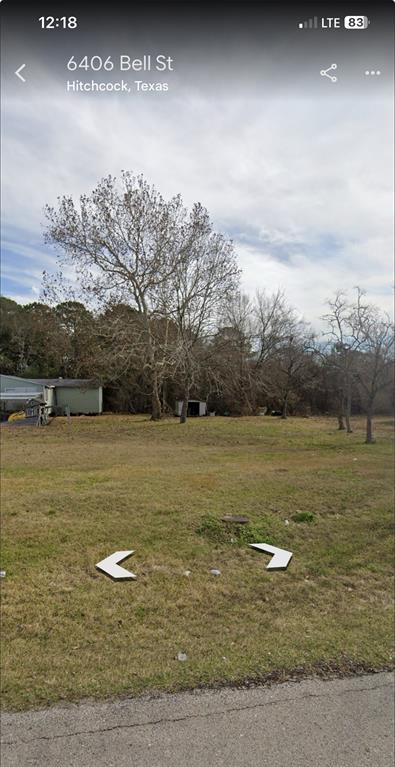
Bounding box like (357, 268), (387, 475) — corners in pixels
(249, 543), (293, 570)
(15, 64), (26, 82)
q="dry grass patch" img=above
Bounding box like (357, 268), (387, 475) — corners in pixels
(1, 415), (394, 710)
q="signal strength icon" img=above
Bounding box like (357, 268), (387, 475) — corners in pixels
(298, 17), (319, 29)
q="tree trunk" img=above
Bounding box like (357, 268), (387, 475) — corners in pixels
(345, 386), (353, 433)
(337, 394), (345, 430)
(365, 402), (375, 444)
(144, 320), (162, 421)
(240, 383), (253, 415)
(281, 393), (288, 419)
(161, 380), (169, 415)
(180, 387), (189, 424)
(150, 370), (162, 421)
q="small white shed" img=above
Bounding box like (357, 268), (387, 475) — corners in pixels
(175, 400), (207, 417)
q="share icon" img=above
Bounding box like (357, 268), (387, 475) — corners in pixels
(320, 63), (338, 82)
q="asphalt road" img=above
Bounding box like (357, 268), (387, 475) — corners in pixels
(1, 672), (393, 767)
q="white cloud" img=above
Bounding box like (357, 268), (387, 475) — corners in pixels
(1, 74), (393, 324)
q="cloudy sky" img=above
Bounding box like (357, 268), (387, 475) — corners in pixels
(1, 2), (393, 327)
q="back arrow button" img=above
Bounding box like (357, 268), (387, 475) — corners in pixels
(15, 64), (26, 82)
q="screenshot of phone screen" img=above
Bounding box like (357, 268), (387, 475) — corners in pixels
(0, 3), (394, 766)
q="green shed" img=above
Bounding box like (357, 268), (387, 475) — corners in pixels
(32, 378), (103, 415)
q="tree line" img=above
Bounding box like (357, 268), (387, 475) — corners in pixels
(1, 172), (393, 442)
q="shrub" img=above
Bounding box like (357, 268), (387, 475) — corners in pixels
(196, 514), (276, 546)
(291, 511), (316, 524)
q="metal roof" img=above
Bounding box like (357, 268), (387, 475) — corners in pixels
(0, 391), (45, 401)
(30, 378), (100, 389)
(0, 374), (46, 387)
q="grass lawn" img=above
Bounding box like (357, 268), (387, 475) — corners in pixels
(1, 414), (394, 710)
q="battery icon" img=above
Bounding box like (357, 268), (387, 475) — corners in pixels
(344, 15), (370, 29)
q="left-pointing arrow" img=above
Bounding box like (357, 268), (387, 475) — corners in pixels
(15, 64), (26, 82)
(96, 551), (137, 580)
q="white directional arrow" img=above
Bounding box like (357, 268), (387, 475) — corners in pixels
(249, 543), (293, 570)
(96, 551), (136, 580)
(15, 64), (26, 82)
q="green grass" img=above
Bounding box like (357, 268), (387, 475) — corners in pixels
(1, 415), (394, 710)
(292, 511), (316, 524)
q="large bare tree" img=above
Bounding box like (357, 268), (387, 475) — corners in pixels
(44, 174), (239, 421)
(45, 173), (193, 420)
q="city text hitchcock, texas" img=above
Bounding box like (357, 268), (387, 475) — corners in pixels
(66, 80), (169, 92)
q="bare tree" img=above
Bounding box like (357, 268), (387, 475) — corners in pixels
(208, 293), (255, 415)
(164, 204), (240, 423)
(209, 291), (314, 417)
(271, 331), (315, 419)
(44, 173), (190, 420)
(254, 290), (296, 370)
(253, 291), (312, 412)
(322, 292), (361, 433)
(349, 290), (394, 443)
